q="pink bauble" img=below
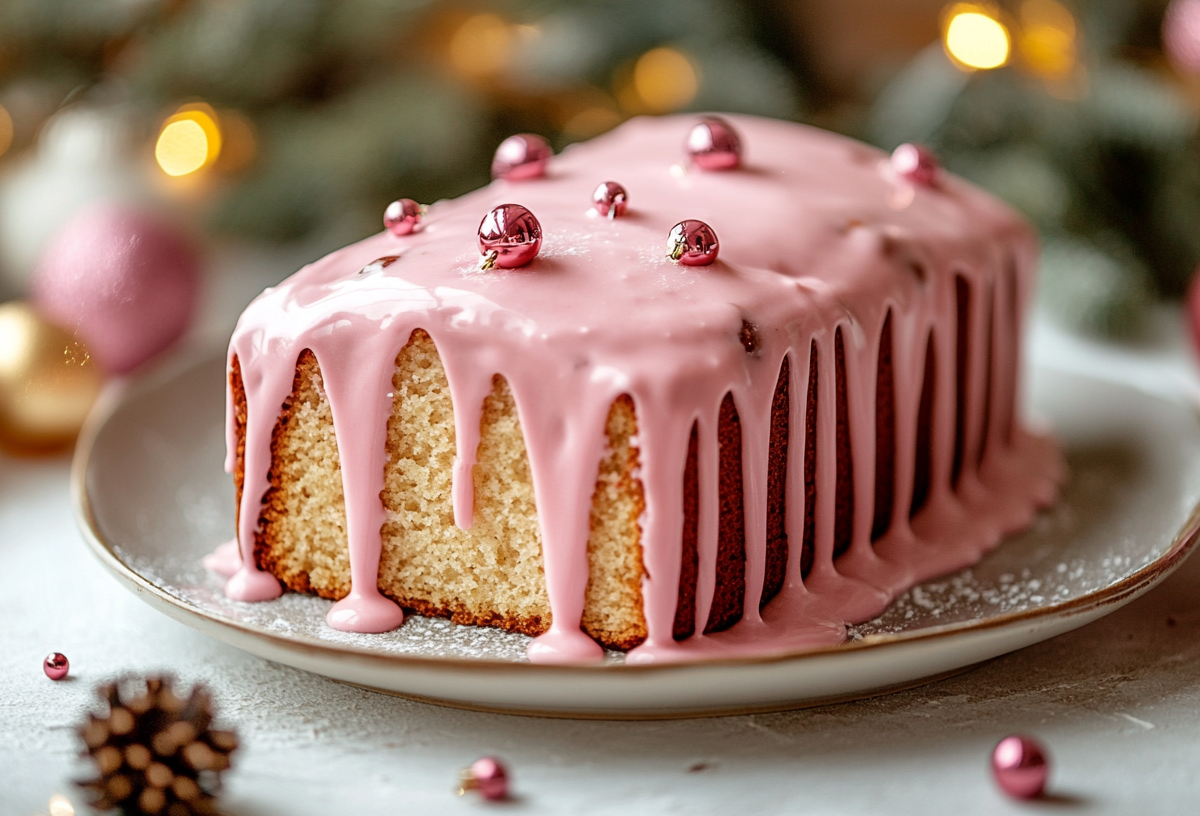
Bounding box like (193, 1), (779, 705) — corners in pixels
(891, 143), (939, 186)
(478, 204), (542, 269)
(44, 652), (69, 680)
(491, 134), (552, 181)
(686, 117), (742, 170)
(467, 756), (509, 801)
(592, 181), (629, 219)
(31, 204), (200, 374)
(1164, 0), (1200, 74)
(666, 220), (719, 266)
(992, 735), (1049, 799)
(384, 198), (423, 236)
(1187, 268), (1200, 356)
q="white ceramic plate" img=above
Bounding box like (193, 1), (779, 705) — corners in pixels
(72, 353), (1200, 718)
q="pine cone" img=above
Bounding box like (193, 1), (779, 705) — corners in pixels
(77, 676), (238, 816)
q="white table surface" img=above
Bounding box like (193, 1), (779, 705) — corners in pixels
(4, 251), (1200, 815)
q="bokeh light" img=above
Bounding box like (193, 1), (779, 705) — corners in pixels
(449, 14), (513, 77)
(943, 5), (1011, 70)
(48, 794), (75, 816)
(0, 103), (12, 159)
(155, 106), (222, 177)
(633, 47), (699, 113)
(1018, 0), (1077, 79)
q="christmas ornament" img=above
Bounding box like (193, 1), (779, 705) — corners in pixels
(0, 106), (155, 289)
(1188, 267), (1200, 356)
(666, 220), (719, 266)
(592, 181), (629, 219)
(31, 204), (201, 375)
(44, 652), (70, 680)
(458, 756), (509, 801)
(384, 199), (424, 236)
(686, 117), (742, 170)
(890, 143), (939, 186)
(491, 134), (552, 181)
(991, 735), (1049, 799)
(78, 676), (238, 816)
(1164, 0), (1200, 75)
(0, 302), (104, 452)
(478, 205), (542, 270)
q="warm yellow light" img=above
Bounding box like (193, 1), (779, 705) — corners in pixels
(633, 47), (699, 113)
(0, 104), (13, 158)
(156, 119), (208, 176)
(1018, 0), (1076, 78)
(944, 6), (1011, 70)
(155, 107), (222, 177)
(48, 794), (76, 816)
(449, 14), (512, 77)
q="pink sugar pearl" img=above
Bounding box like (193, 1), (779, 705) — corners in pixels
(384, 198), (423, 236)
(992, 735), (1049, 799)
(491, 134), (552, 181)
(592, 181), (628, 219)
(891, 143), (940, 187)
(686, 117), (742, 171)
(478, 204), (542, 270)
(31, 203), (200, 375)
(666, 220), (719, 266)
(465, 756), (508, 801)
(44, 652), (69, 680)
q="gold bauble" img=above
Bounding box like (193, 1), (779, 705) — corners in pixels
(0, 302), (104, 452)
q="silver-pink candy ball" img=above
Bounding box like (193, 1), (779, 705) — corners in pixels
(666, 219), (719, 266)
(44, 652), (69, 680)
(384, 198), (423, 236)
(478, 204), (543, 269)
(491, 134), (552, 181)
(891, 143), (939, 186)
(1165, 0), (1200, 74)
(592, 181), (629, 218)
(992, 735), (1049, 799)
(686, 117), (742, 170)
(468, 756), (509, 801)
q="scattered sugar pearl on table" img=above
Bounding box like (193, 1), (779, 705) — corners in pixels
(478, 204), (542, 270)
(592, 181), (628, 219)
(384, 198), (423, 236)
(666, 219), (719, 266)
(686, 117), (742, 170)
(459, 756), (509, 801)
(890, 143), (940, 186)
(44, 652), (69, 680)
(992, 734), (1049, 799)
(491, 134), (552, 181)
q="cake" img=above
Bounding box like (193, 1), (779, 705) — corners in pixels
(212, 114), (1063, 665)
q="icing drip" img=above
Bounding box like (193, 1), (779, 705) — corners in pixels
(220, 114), (1063, 664)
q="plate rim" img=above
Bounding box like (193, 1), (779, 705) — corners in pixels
(71, 350), (1200, 680)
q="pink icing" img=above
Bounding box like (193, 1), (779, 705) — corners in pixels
(219, 114), (1062, 664)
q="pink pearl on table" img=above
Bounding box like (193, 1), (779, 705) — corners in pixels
(666, 220), (719, 266)
(491, 134), (552, 181)
(44, 652), (69, 680)
(890, 143), (939, 186)
(992, 735), (1049, 799)
(686, 117), (742, 170)
(592, 181), (628, 219)
(384, 198), (423, 236)
(460, 756), (509, 801)
(478, 204), (542, 270)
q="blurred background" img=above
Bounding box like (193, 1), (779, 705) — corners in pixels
(3, 0), (1200, 450)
